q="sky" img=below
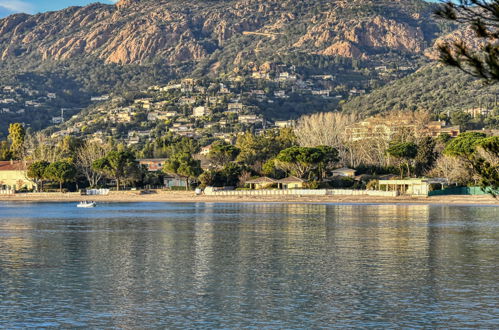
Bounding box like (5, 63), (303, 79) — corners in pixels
(0, 1), (117, 16)
(0, 0), (442, 17)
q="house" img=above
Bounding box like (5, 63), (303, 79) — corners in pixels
(164, 174), (188, 189)
(193, 106), (208, 117)
(139, 159), (168, 172)
(277, 176), (306, 189)
(0, 161), (36, 191)
(91, 95), (110, 102)
(200, 144), (213, 156)
(427, 121), (460, 138)
(377, 178), (449, 196)
(227, 103), (244, 112)
(332, 168), (356, 177)
(245, 177), (277, 190)
(238, 114), (263, 124)
(274, 120), (295, 128)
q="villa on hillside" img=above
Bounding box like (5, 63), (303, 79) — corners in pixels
(138, 159), (168, 172)
(0, 161), (36, 191)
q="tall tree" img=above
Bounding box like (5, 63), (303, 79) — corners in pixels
(8, 123), (25, 160)
(444, 132), (499, 194)
(163, 152), (202, 190)
(275, 146), (338, 179)
(76, 141), (112, 188)
(93, 150), (137, 191)
(414, 137), (438, 177)
(0, 141), (11, 161)
(44, 160), (76, 192)
(386, 142), (418, 178)
(27, 161), (50, 192)
(208, 142), (240, 168)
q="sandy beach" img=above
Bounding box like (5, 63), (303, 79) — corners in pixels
(0, 190), (498, 206)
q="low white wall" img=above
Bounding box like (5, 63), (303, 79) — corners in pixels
(206, 189), (398, 197)
(0, 189), (14, 195)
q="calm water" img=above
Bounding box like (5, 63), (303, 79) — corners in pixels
(0, 202), (498, 328)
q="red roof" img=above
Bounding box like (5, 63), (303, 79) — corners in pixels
(0, 161), (27, 171)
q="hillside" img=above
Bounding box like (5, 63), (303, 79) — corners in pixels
(341, 64), (499, 116)
(0, 0), (439, 65)
(0, 0), (457, 137)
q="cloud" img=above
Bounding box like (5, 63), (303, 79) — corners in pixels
(0, 0), (34, 13)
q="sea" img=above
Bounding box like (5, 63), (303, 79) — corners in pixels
(0, 202), (497, 328)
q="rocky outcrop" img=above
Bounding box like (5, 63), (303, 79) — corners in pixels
(0, 0), (441, 65)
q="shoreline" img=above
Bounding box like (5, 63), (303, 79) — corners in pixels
(0, 191), (498, 206)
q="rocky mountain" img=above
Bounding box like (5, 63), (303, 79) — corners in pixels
(0, 0), (439, 65)
(0, 0), (464, 137)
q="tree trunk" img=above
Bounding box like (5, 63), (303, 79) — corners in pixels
(116, 178), (120, 191)
(59, 181), (63, 193)
(186, 177), (190, 191)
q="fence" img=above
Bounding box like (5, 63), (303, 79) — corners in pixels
(429, 186), (491, 196)
(86, 189), (110, 196)
(205, 189), (398, 197)
(0, 189), (14, 195)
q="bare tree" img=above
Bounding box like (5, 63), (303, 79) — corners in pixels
(24, 132), (61, 162)
(75, 140), (112, 188)
(294, 112), (356, 165)
(429, 155), (476, 186)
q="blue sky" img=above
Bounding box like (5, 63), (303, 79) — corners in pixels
(0, 1), (116, 15)
(0, 0), (441, 16)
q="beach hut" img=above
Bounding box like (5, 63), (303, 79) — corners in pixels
(277, 176), (306, 189)
(245, 177), (277, 190)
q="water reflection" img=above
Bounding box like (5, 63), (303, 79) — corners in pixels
(0, 202), (497, 328)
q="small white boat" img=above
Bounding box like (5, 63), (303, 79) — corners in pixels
(77, 201), (96, 208)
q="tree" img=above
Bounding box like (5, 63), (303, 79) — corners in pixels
(414, 137), (438, 177)
(93, 150), (137, 191)
(27, 161), (50, 192)
(294, 112), (355, 164)
(235, 129), (296, 170)
(436, 1), (499, 82)
(8, 123), (25, 160)
(208, 142), (240, 168)
(444, 132), (487, 158)
(163, 152), (202, 190)
(44, 160), (76, 192)
(444, 133), (499, 194)
(450, 111), (472, 131)
(386, 142), (418, 178)
(0, 141), (11, 161)
(76, 141), (112, 188)
(473, 137), (499, 194)
(275, 146), (338, 179)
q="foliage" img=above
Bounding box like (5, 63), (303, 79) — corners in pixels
(443, 132), (498, 194)
(93, 150), (138, 191)
(44, 160), (76, 192)
(275, 146), (339, 179)
(414, 137), (438, 177)
(0, 141), (11, 160)
(8, 123), (25, 160)
(27, 160), (50, 191)
(236, 129), (297, 168)
(386, 142), (418, 177)
(444, 132), (487, 157)
(208, 142), (240, 168)
(163, 152), (202, 189)
(436, 0), (499, 82)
